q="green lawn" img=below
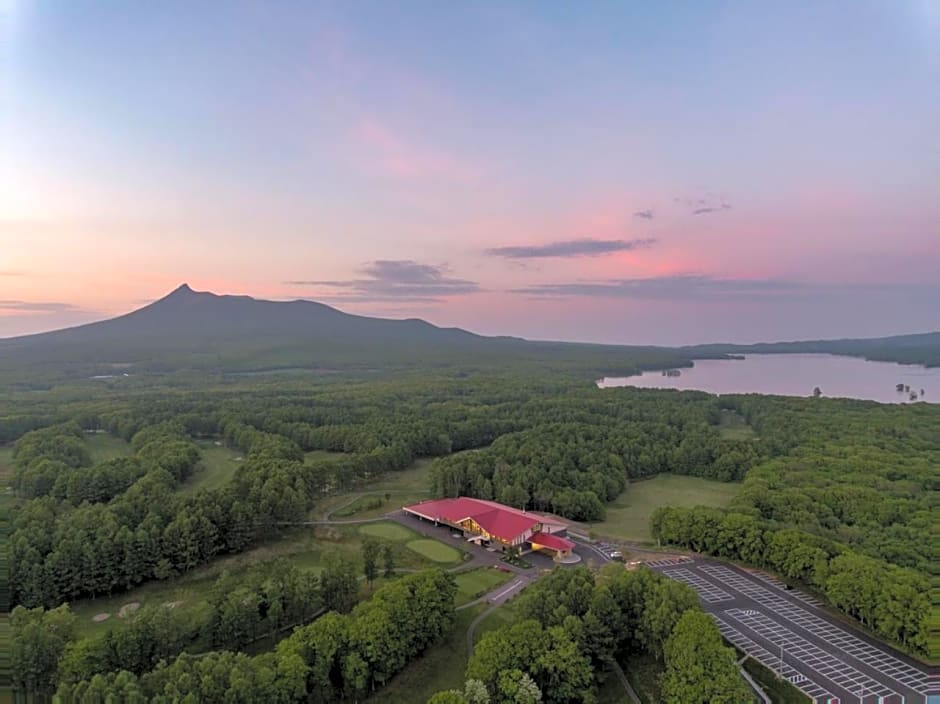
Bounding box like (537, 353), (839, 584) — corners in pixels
(359, 522), (416, 542)
(454, 568), (513, 606)
(367, 605), (484, 703)
(367, 458), (434, 492)
(69, 576), (215, 639)
(179, 442), (244, 494)
(718, 409), (757, 440)
(406, 539), (462, 564)
(84, 432), (132, 462)
(585, 474), (741, 543)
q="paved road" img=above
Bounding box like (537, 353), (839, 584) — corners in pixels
(647, 557), (936, 704)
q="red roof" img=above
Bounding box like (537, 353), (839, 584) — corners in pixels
(404, 497), (541, 542)
(530, 531), (575, 551)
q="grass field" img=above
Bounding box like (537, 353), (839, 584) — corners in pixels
(453, 568), (513, 606)
(367, 458), (434, 492)
(406, 539), (462, 564)
(718, 409), (757, 440)
(304, 449), (343, 463)
(308, 457), (433, 520)
(584, 474), (741, 543)
(84, 432), (132, 462)
(332, 491), (429, 520)
(70, 575), (216, 639)
(179, 441), (244, 494)
(359, 522), (415, 541)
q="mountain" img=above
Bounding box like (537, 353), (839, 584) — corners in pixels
(684, 331), (940, 367)
(4, 285), (935, 387)
(0, 285), (692, 384)
(3, 284), (484, 348)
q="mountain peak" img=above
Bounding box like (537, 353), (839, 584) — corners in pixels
(171, 283), (195, 295)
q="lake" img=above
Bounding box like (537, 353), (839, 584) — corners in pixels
(597, 354), (938, 403)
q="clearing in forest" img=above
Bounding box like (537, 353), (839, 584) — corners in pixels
(178, 441), (245, 494)
(85, 432), (133, 462)
(585, 474), (740, 543)
(717, 409), (756, 440)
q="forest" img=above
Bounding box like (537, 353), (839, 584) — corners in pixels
(4, 369), (937, 701)
(430, 566), (750, 704)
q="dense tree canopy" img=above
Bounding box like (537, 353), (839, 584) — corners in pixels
(6, 367), (938, 701)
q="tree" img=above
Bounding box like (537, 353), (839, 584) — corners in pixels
(497, 669), (543, 704)
(12, 605), (77, 693)
(383, 544), (396, 578)
(467, 619), (593, 704)
(660, 611), (750, 704)
(428, 692), (470, 704)
(362, 539), (379, 587)
(321, 555), (359, 614)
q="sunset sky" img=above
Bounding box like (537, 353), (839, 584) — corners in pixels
(2, 1), (938, 344)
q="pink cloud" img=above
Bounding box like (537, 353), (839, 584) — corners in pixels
(353, 119), (478, 183)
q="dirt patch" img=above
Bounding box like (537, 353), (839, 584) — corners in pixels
(92, 612), (111, 622)
(162, 600), (184, 609)
(118, 601), (141, 618)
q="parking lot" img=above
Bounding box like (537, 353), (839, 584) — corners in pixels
(647, 558), (935, 704)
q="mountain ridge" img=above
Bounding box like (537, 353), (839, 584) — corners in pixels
(1, 285), (936, 385)
(0, 284), (690, 384)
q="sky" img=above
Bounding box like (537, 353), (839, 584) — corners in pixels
(1, 1), (938, 344)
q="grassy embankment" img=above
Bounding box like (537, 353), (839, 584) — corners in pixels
(742, 657), (811, 703)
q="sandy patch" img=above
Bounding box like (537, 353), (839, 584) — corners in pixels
(162, 600), (184, 609)
(92, 612), (111, 622)
(118, 602), (141, 618)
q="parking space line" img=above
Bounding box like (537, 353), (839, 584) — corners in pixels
(644, 556), (693, 568)
(700, 565), (930, 696)
(725, 608), (899, 702)
(662, 568), (734, 603)
(712, 613), (837, 703)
